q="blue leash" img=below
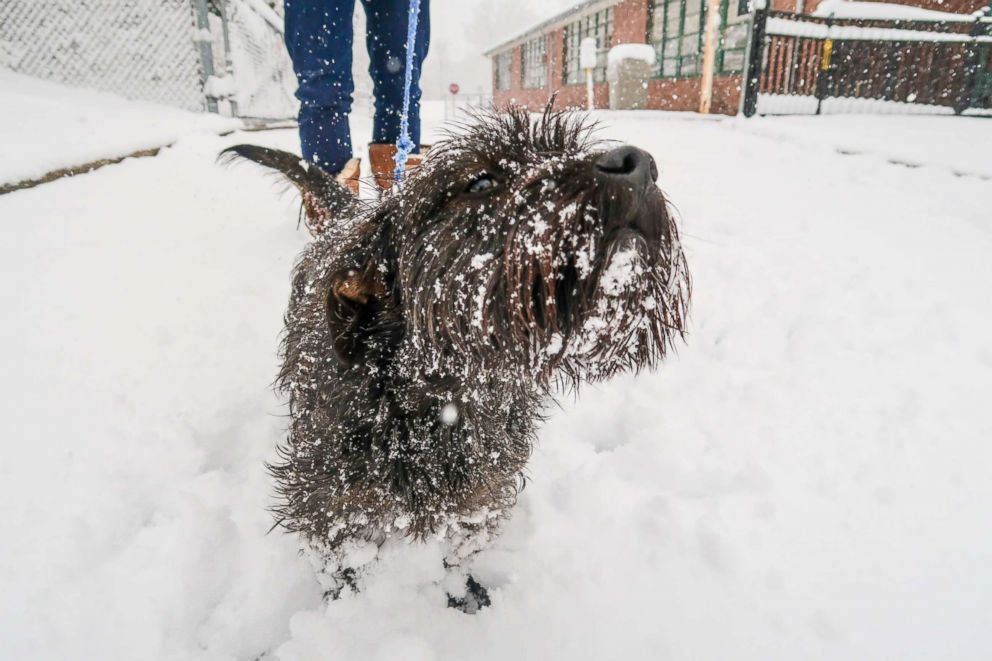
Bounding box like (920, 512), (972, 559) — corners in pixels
(392, 0), (421, 187)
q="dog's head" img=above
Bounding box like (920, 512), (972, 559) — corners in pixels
(225, 106), (689, 389)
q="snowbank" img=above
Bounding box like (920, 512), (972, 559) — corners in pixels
(0, 70), (241, 187)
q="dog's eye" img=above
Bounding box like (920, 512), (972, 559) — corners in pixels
(465, 176), (498, 195)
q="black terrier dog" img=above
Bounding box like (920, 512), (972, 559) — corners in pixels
(223, 106), (690, 606)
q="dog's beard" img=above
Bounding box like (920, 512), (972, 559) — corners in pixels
(498, 173), (688, 387)
(403, 198), (687, 390)
(558, 230), (685, 383)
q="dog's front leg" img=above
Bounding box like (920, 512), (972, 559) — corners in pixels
(440, 508), (507, 613)
(303, 532), (385, 600)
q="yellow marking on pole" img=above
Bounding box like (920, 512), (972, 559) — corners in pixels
(820, 39), (834, 71)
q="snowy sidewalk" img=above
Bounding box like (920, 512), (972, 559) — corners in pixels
(1, 110), (990, 660)
(729, 113), (992, 180)
(0, 70), (241, 191)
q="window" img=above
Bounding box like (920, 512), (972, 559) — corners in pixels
(650, 0), (705, 78)
(562, 7), (614, 85)
(521, 36), (548, 89)
(717, 0), (749, 74)
(494, 51), (512, 91)
(650, 0), (748, 78)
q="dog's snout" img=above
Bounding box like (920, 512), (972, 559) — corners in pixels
(594, 146), (658, 185)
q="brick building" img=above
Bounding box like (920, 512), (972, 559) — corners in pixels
(485, 0), (990, 115)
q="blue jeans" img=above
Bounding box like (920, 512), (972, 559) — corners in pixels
(284, 0), (430, 172)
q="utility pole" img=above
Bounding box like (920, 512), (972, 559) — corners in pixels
(580, 36), (597, 111)
(699, 0), (722, 113)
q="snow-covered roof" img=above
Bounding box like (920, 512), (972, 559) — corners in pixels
(812, 0), (978, 22)
(483, 0), (617, 56)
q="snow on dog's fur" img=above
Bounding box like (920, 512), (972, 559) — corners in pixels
(222, 105), (690, 606)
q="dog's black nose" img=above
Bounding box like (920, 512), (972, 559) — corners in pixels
(594, 146), (658, 186)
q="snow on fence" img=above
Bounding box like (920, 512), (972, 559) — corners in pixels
(0, 0), (297, 119)
(742, 8), (992, 117)
(224, 0), (298, 118)
(766, 17), (992, 43)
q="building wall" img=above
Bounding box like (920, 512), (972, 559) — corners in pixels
(491, 0), (746, 114)
(493, 0), (653, 112)
(556, 82), (612, 109)
(494, 81), (610, 111)
(613, 0), (649, 43)
(489, 0), (983, 116)
(647, 75), (742, 114)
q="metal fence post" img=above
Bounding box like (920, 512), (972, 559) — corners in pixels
(741, 1), (768, 117)
(191, 0), (218, 113)
(217, 0), (239, 116)
(814, 17), (833, 115)
(955, 8), (990, 114)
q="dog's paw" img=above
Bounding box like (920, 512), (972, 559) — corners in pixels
(321, 566), (360, 601)
(446, 576), (491, 614)
(307, 537), (381, 601)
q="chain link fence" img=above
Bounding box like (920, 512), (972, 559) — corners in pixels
(0, 0), (298, 119)
(222, 0), (298, 118)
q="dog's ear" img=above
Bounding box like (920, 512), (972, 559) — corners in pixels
(220, 145), (354, 236)
(326, 267), (387, 367)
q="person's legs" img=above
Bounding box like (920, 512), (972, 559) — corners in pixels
(360, 0), (431, 150)
(284, 0), (356, 172)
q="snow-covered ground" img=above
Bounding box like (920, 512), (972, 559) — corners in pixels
(0, 70), (240, 187)
(729, 113), (992, 179)
(1, 102), (991, 661)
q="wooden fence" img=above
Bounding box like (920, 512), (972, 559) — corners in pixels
(741, 7), (992, 116)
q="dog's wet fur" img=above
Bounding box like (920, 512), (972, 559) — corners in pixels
(222, 105), (690, 605)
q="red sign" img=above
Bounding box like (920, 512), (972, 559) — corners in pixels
(448, 83), (460, 95)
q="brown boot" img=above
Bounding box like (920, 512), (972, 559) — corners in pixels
(368, 143), (428, 193)
(335, 157), (361, 195)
